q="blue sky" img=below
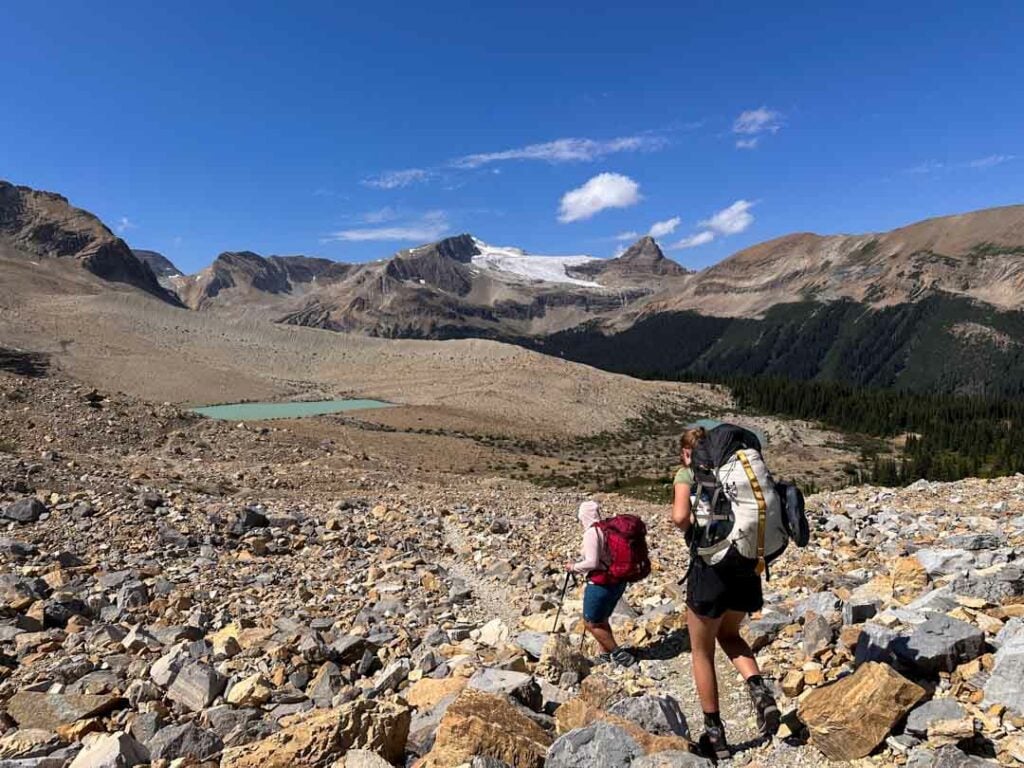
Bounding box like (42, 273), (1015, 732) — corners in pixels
(2, 1), (1022, 273)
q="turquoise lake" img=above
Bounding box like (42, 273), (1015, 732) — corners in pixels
(192, 399), (394, 421)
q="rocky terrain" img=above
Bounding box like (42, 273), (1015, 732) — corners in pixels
(0, 365), (1022, 767)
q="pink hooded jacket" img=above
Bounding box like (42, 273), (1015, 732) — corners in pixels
(571, 500), (608, 575)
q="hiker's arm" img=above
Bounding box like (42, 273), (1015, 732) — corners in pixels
(671, 483), (692, 531)
(570, 527), (602, 573)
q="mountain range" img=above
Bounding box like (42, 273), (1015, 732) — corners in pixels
(3, 178), (1023, 396)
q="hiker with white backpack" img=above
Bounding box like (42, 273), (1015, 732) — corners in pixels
(564, 499), (650, 667)
(672, 423), (809, 760)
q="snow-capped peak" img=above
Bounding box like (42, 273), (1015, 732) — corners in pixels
(470, 238), (602, 287)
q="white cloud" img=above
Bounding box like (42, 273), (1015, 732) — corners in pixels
(116, 216), (136, 234)
(699, 200), (755, 235)
(733, 107), (783, 136)
(968, 154), (1016, 169)
(362, 168), (430, 189)
(361, 206), (400, 224)
(907, 160), (944, 174)
(648, 216), (681, 238)
(735, 138), (759, 150)
(326, 210), (448, 242)
(669, 231), (715, 250)
(615, 230), (640, 242)
(557, 173), (641, 223)
(454, 135), (666, 169)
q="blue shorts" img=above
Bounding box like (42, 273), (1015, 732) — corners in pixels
(583, 581), (627, 623)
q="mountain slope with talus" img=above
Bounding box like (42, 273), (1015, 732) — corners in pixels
(0, 180), (180, 305)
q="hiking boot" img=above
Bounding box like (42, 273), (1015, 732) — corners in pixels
(589, 651), (614, 666)
(747, 677), (780, 738)
(698, 724), (730, 762)
(611, 648), (637, 667)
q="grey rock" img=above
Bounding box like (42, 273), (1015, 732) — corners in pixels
(607, 694), (689, 738)
(145, 722), (222, 762)
(546, 723), (643, 768)
(951, 565), (1024, 603)
(2, 498), (46, 523)
(515, 631), (548, 659)
(794, 591), (841, 620)
(946, 533), (1004, 550)
(983, 632), (1024, 715)
(68, 731), (148, 768)
(993, 617), (1024, 649)
(915, 548), (976, 576)
(802, 613), (836, 657)
(470, 758), (513, 768)
(149, 643), (188, 687)
(854, 623), (900, 667)
(369, 657), (410, 697)
(842, 595), (881, 625)
(128, 712), (162, 744)
(905, 698), (967, 737)
(906, 745), (1000, 767)
(896, 614), (986, 673)
(166, 662), (226, 712)
(631, 752), (714, 767)
(468, 668), (542, 712)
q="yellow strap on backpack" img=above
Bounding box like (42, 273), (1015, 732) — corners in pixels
(737, 450), (767, 576)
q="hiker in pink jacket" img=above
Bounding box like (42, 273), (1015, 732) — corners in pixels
(564, 500), (636, 666)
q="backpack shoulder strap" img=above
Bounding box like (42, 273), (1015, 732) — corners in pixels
(736, 450), (767, 576)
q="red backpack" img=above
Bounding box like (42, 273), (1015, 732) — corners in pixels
(589, 514), (651, 585)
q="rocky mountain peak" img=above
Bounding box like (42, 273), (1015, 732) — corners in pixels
(609, 236), (688, 276)
(0, 180), (180, 305)
(132, 250), (183, 279)
(432, 234), (480, 263)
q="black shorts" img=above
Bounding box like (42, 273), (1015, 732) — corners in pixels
(686, 547), (764, 619)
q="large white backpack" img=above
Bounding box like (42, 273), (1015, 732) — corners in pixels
(690, 423), (796, 572)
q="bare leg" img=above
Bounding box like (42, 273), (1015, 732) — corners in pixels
(687, 609), (723, 713)
(717, 610), (760, 680)
(585, 621), (618, 653)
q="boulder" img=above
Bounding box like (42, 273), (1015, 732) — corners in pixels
(468, 669), (542, 712)
(226, 673), (273, 707)
(607, 694), (689, 739)
(478, 618), (511, 648)
(0, 728), (60, 759)
(2, 498), (46, 523)
(68, 731), (148, 768)
(553, 697), (693, 755)
(6, 692), (122, 731)
(895, 614), (986, 674)
(514, 631), (548, 660)
(221, 698), (410, 767)
(536, 634), (589, 686)
(332, 749), (393, 767)
(546, 723), (642, 768)
(798, 661), (926, 761)
(915, 548), (976, 576)
(167, 662), (227, 712)
(794, 591), (841, 620)
(146, 722), (223, 762)
(891, 556), (931, 604)
(420, 689), (551, 768)
(983, 632), (1024, 715)
(906, 744), (1000, 767)
(406, 676), (467, 710)
(905, 699), (967, 737)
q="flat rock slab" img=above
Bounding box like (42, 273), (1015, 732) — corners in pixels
(896, 614), (986, 674)
(546, 723), (642, 768)
(6, 692), (122, 731)
(798, 661), (926, 761)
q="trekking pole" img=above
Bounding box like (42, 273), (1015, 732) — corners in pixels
(552, 571), (572, 633)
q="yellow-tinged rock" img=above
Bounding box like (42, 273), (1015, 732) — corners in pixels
(220, 698), (410, 768)
(893, 557), (930, 604)
(0, 729), (59, 758)
(405, 676), (467, 710)
(226, 674), (273, 707)
(420, 689), (551, 768)
(798, 661), (926, 761)
(781, 670), (805, 697)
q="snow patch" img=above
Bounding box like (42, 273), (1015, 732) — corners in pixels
(470, 238), (603, 287)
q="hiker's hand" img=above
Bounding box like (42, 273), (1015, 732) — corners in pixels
(564, 562), (575, 573)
